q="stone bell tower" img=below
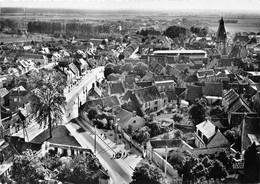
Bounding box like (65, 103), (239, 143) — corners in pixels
(216, 17), (227, 55)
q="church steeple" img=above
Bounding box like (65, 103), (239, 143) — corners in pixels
(216, 17), (227, 42)
(216, 17), (227, 55)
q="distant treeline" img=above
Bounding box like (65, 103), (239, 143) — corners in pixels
(27, 21), (110, 36)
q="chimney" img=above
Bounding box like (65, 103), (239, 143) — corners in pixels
(215, 126), (218, 133)
(133, 111), (136, 117)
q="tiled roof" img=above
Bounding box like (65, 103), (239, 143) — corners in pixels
(9, 86), (28, 96)
(125, 75), (135, 86)
(68, 63), (79, 75)
(184, 75), (198, 83)
(84, 96), (120, 111)
(175, 87), (186, 99)
(101, 95), (120, 108)
(165, 90), (177, 101)
(141, 71), (154, 82)
(229, 112), (257, 128)
(135, 81), (153, 88)
(0, 88), (9, 98)
(197, 69), (214, 78)
(242, 116), (260, 151)
(135, 85), (161, 103)
(223, 89), (239, 107)
(109, 81), (125, 95)
(202, 82), (223, 97)
(174, 64), (190, 71)
(228, 98), (253, 114)
(186, 85), (202, 101)
(150, 61), (164, 75)
(88, 86), (102, 98)
(196, 120), (216, 139)
(219, 59), (232, 67)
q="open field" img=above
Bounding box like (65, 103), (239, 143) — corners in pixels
(1, 8), (260, 35)
(0, 33), (58, 44)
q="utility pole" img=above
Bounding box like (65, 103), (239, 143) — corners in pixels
(94, 125), (97, 155)
(165, 145), (168, 176)
(0, 96), (2, 139)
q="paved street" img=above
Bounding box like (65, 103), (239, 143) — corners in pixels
(12, 67), (104, 141)
(64, 67), (104, 122)
(69, 118), (145, 184)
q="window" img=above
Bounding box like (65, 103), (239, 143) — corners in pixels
(14, 98), (17, 102)
(155, 101), (158, 105)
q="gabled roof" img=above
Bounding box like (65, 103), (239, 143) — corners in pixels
(125, 75), (135, 86)
(229, 112), (257, 128)
(101, 95), (121, 108)
(141, 71), (154, 82)
(207, 130), (230, 148)
(228, 98), (253, 114)
(196, 120), (216, 139)
(184, 75), (198, 83)
(202, 82), (223, 97)
(150, 61), (164, 75)
(68, 62), (79, 75)
(84, 95), (120, 111)
(108, 81), (125, 95)
(135, 81), (153, 88)
(219, 58), (232, 67)
(242, 116), (260, 151)
(223, 89), (239, 107)
(115, 109), (133, 126)
(88, 86), (102, 98)
(186, 85), (202, 102)
(165, 90), (177, 101)
(135, 85), (161, 103)
(197, 69), (215, 79)
(9, 85), (28, 96)
(0, 88), (9, 98)
(175, 87), (186, 99)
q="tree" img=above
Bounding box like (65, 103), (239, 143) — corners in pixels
(130, 163), (166, 184)
(58, 154), (103, 184)
(168, 150), (185, 171)
(209, 105), (226, 118)
(133, 62), (149, 77)
(11, 149), (47, 184)
(132, 126), (150, 145)
(208, 160), (228, 181)
(172, 113), (183, 122)
(104, 63), (117, 79)
(188, 99), (206, 125)
(192, 162), (207, 182)
(214, 149), (232, 169)
(122, 62), (134, 73)
(87, 107), (98, 120)
(107, 73), (121, 81)
(163, 25), (187, 40)
(177, 154), (199, 183)
(29, 69), (67, 139)
(146, 121), (165, 137)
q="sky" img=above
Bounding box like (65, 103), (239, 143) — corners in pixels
(1, 0), (260, 12)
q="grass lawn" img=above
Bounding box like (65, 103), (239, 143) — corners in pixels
(30, 125), (81, 147)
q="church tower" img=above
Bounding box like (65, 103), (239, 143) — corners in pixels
(216, 17), (227, 55)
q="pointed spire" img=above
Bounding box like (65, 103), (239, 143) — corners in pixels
(216, 16), (227, 42)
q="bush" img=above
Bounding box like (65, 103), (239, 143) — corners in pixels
(172, 113), (183, 122)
